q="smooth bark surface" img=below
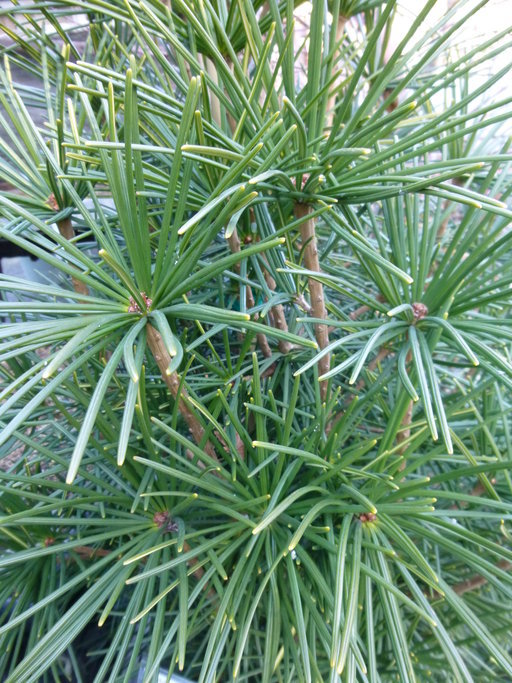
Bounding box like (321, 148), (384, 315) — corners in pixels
(294, 202), (329, 395)
(146, 323), (218, 461)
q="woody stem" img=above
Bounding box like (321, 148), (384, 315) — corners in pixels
(57, 218), (89, 296)
(146, 323), (218, 461)
(294, 202), (329, 398)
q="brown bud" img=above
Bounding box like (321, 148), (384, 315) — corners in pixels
(412, 302), (428, 321)
(359, 512), (377, 524)
(47, 194), (59, 211)
(128, 296), (142, 314)
(141, 292), (153, 311)
(153, 511), (170, 528)
(153, 511), (178, 532)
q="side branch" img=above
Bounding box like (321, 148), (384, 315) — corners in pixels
(57, 217), (89, 296)
(294, 202), (329, 396)
(261, 257), (293, 354)
(146, 323), (218, 461)
(452, 560), (512, 596)
(228, 229), (272, 358)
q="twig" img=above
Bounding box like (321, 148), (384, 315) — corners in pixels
(396, 350), (413, 465)
(71, 545), (112, 559)
(67, 539), (212, 595)
(228, 229), (272, 359)
(350, 295), (386, 321)
(246, 281), (272, 358)
(146, 323), (218, 461)
(260, 256), (293, 354)
(294, 202), (329, 397)
(55, 216), (89, 296)
(396, 400), (413, 469)
(246, 211), (292, 354)
(452, 560), (512, 596)
(450, 478), (497, 509)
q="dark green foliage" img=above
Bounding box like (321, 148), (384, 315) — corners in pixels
(0, 1), (512, 681)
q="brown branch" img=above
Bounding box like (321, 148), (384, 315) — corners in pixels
(469, 479), (497, 497)
(261, 257), (293, 354)
(396, 400), (413, 472)
(146, 323), (218, 461)
(180, 537), (216, 597)
(227, 229), (242, 256)
(413, 559), (512, 601)
(207, 54), (290, 356)
(452, 560), (512, 596)
(56, 217), (89, 297)
(246, 282), (272, 359)
(350, 304), (371, 320)
(71, 545), (112, 559)
(294, 202), (329, 398)
(67, 540), (212, 595)
(228, 229), (272, 359)
(450, 478), (497, 510)
(146, 323), (244, 460)
(395, 349), (414, 467)
(350, 295), (386, 321)
(244, 210), (293, 354)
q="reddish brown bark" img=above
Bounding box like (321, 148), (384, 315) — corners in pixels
(146, 324), (218, 461)
(294, 203), (329, 398)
